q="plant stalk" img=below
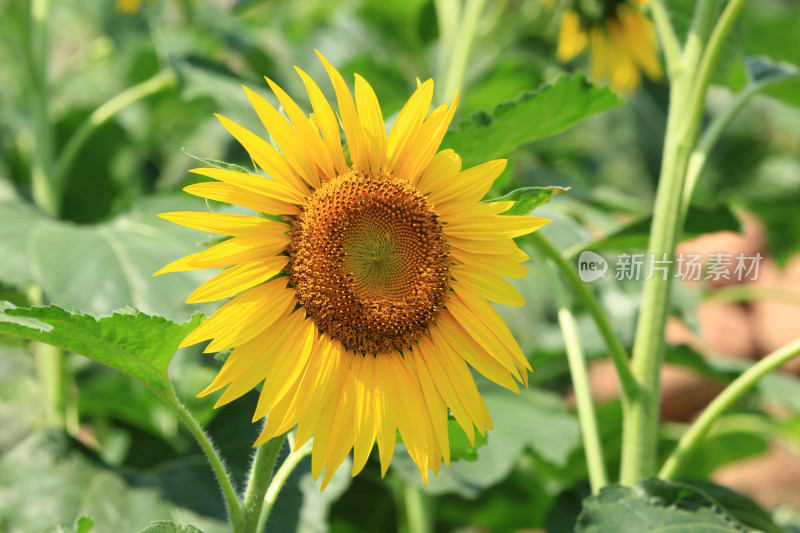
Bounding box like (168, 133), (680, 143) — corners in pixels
(660, 338), (800, 480)
(256, 440), (313, 533)
(242, 433), (288, 533)
(619, 0), (749, 484)
(172, 399), (244, 532)
(530, 233), (638, 404)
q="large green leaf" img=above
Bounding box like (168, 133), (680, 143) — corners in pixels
(576, 478), (748, 532)
(0, 430), (227, 533)
(0, 184), (214, 321)
(0, 303), (203, 400)
(440, 74), (622, 167)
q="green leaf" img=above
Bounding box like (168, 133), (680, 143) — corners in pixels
(75, 516), (95, 533)
(576, 478), (749, 532)
(0, 303), (203, 400)
(182, 150), (253, 174)
(0, 189), (216, 321)
(448, 419), (488, 462)
(577, 205), (741, 254)
(441, 74), (622, 167)
(138, 522), (206, 533)
(682, 480), (785, 533)
(484, 186), (570, 215)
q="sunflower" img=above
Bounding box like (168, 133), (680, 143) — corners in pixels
(156, 52), (549, 488)
(556, 0), (662, 93)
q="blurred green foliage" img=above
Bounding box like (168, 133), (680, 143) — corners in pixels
(2, 0), (800, 531)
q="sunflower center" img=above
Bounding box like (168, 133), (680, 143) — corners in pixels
(287, 170), (450, 354)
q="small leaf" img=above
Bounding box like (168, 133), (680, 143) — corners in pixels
(485, 186), (570, 215)
(746, 56), (800, 84)
(182, 150), (252, 174)
(0, 303), (204, 400)
(138, 521), (206, 533)
(448, 419), (488, 462)
(441, 74), (622, 167)
(75, 517), (95, 533)
(576, 478), (749, 532)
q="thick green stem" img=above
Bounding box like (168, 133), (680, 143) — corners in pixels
(548, 264), (608, 493)
(659, 338), (800, 480)
(530, 233), (638, 404)
(649, 0), (682, 78)
(54, 70), (177, 197)
(436, 0), (486, 102)
(27, 284), (66, 428)
(242, 433), (287, 533)
(257, 440), (313, 533)
(29, 0), (57, 216)
(400, 484), (433, 533)
(619, 0), (749, 484)
(172, 399), (243, 532)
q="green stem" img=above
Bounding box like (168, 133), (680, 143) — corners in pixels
(681, 71), (799, 217)
(530, 233), (638, 404)
(29, 0), (57, 216)
(659, 338), (800, 480)
(401, 484), (433, 533)
(619, 0), (749, 485)
(649, 0), (682, 78)
(256, 440), (313, 533)
(548, 266), (608, 493)
(172, 399), (243, 532)
(54, 70), (177, 197)
(437, 0), (486, 102)
(27, 283), (66, 428)
(242, 433), (287, 533)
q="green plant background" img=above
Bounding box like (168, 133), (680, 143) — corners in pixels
(1, 0), (800, 531)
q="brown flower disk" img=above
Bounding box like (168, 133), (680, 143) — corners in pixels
(287, 171), (450, 354)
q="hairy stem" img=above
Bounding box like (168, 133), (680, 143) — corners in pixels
(257, 440), (313, 533)
(172, 399), (243, 531)
(242, 433), (288, 533)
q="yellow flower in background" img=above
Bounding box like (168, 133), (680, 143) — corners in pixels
(156, 52), (549, 488)
(116, 0), (146, 15)
(556, 0), (662, 93)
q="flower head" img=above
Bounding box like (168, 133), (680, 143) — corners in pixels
(157, 52), (549, 488)
(556, 0), (662, 93)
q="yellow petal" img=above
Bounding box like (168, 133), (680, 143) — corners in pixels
(157, 211), (275, 236)
(183, 181), (299, 215)
(451, 265), (525, 307)
(189, 167), (306, 205)
(185, 256), (287, 304)
(243, 85), (321, 189)
(354, 74), (387, 171)
(295, 66), (348, 175)
(214, 114), (308, 197)
(265, 77), (336, 182)
(316, 50), (369, 171)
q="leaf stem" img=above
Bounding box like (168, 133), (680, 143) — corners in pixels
(530, 232), (638, 404)
(437, 0), (486, 102)
(659, 338), (800, 480)
(242, 432), (287, 533)
(547, 265), (608, 493)
(29, 0), (57, 216)
(649, 0), (682, 78)
(172, 398), (244, 532)
(54, 70), (177, 198)
(256, 440), (313, 533)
